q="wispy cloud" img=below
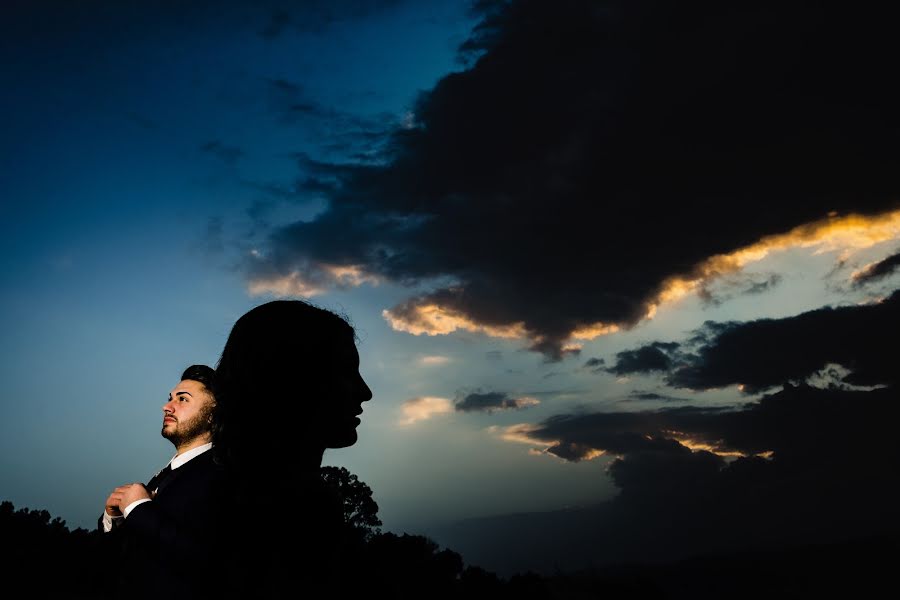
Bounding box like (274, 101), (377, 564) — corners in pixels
(455, 391), (540, 414)
(247, 261), (381, 298)
(851, 250), (900, 287)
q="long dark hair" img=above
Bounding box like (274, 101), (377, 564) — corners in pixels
(213, 300), (356, 478)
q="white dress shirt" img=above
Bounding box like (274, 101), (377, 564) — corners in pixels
(102, 442), (213, 532)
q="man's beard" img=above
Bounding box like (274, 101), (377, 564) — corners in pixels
(162, 404), (213, 446)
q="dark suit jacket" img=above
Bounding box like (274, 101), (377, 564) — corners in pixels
(99, 450), (229, 600)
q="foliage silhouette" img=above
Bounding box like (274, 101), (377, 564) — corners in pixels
(4, 494), (897, 598)
(321, 465), (382, 542)
(0, 500), (104, 598)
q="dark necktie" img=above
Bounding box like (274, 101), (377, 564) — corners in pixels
(145, 463), (173, 494)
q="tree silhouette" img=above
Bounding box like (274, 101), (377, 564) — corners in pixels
(7, 494), (893, 598)
(0, 500), (105, 598)
(320, 465), (382, 541)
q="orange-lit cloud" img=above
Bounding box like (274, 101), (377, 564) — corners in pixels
(492, 423), (774, 462)
(850, 260), (881, 283)
(248, 271), (325, 297)
(526, 446), (606, 461)
(323, 264), (382, 288)
(575, 447), (606, 461)
(570, 322), (621, 340)
(486, 423), (609, 461)
(384, 210), (900, 347)
(486, 423), (547, 445)
(382, 303), (528, 338)
(578, 209), (900, 336)
(511, 396), (540, 409)
(398, 396), (453, 426)
(663, 435), (746, 458)
(656, 430), (776, 460)
(248, 262), (380, 297)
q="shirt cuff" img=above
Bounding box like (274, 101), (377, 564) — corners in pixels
(123, 498), (152, 519)
(102, 510), (123, 533)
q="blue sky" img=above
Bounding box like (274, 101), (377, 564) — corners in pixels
(2, 1), (899, 575)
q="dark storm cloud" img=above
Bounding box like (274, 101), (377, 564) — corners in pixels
(604, 290), (900, 393)
(455, 391), (538, 413)
(625, 390), (688, 403)
(698, 272), (783, 306)
(667, 289), (900, 392)
(467, 382), (899, 571)
(538, 287), (900, 458)
(445, 308), (900, 573)
(579, 357), (606, 374)
(529, 383), (900, 463)
(852, 251), (900, 287)
(606, 341), (683, 376)
(528, 404), (732, 461)
(247, 0), (900, 358)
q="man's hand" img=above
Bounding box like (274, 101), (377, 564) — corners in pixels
(105, 483), (151, 516)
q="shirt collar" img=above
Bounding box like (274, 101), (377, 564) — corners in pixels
(168, 442), (213, 470)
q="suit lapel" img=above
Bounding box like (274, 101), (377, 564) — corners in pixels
(154, 450), (213, 497)
(154, 466), (182, 496)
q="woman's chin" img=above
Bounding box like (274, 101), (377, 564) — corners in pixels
(326, 429), (359, 449)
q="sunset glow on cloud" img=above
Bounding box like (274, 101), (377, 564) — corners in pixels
(661, 431), (761, 459)
(248, 263), (381, 297)
(399, 396), (454, 426)
(487, 423), (548, 446)
(382, 303), (528, 338)
(248, 270), (326, 297)
(642, 209), (900, 318)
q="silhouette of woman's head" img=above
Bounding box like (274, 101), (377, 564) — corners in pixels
(214, 300), (372, 472)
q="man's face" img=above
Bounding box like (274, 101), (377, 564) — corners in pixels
(161, 379), (215, 447)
